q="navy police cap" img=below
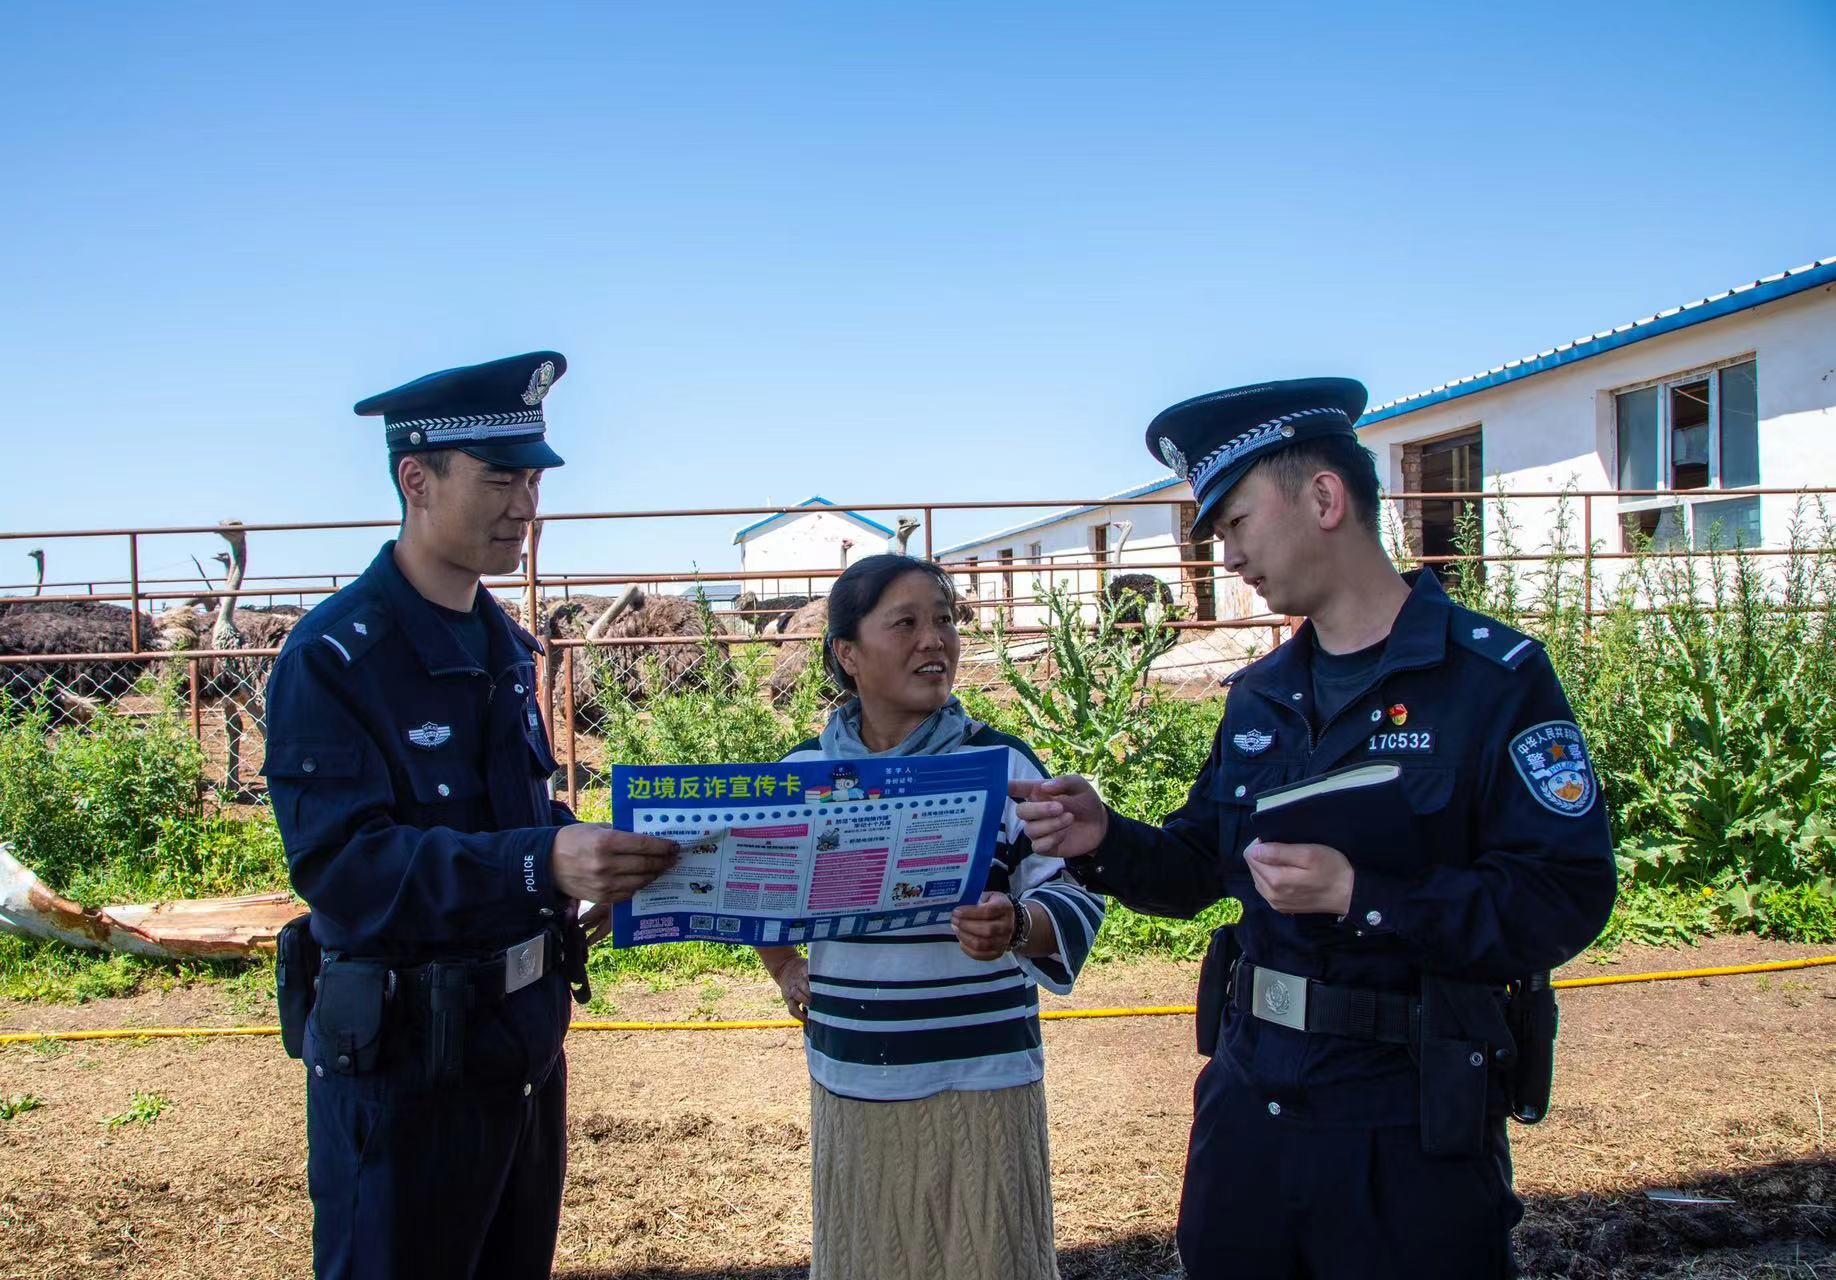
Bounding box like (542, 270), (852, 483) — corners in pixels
(354, 351), (568, 470)
(1147, 377), (1367, 539)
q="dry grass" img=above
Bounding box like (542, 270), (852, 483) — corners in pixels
(0, 942), (1831, 1278)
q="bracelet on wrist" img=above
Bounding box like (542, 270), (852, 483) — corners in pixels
(1007, 895), (1032, 952)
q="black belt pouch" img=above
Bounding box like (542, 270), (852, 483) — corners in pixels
(427, 964), (473, 1084)
(315, 961), (389, 1075)
(1418, 977), (1492, 1157)
(274, 913), (321, 1061)
(1194, 927), (1239, 1057)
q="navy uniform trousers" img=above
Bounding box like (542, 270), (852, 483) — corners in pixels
(1177, 1058), (1517, 1278)
(263, 543), (581, 1280)
(1070, 571), (1618, 1279)
(305, 1015), (568, 1279)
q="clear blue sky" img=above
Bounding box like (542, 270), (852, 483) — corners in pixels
(2, 1), (1832, 597)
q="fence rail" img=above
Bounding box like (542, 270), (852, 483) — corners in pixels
(4, 484), (1833, 802)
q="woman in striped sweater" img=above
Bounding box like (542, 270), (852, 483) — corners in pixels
(757, 553), (1105, 1280)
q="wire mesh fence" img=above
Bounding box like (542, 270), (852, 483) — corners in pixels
(3, 486), (1832, 805)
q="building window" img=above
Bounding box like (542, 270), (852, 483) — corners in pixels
(1401, 429), (1483, 563)
(1026, 540), (1043, 563)
(1616, 358), (1760, 549)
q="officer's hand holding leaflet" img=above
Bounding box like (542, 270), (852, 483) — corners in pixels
(551, 823), (678, 907)
(1006, 775), (1108, 858)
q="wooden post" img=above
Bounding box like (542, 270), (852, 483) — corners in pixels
(923, 507), (934, 560)
(189, 656), (202, 740)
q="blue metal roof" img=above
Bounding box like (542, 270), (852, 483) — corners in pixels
(732, 495), (897, 545)
(941, 254), (1835, 557)
(1360, 255), (1836, 425)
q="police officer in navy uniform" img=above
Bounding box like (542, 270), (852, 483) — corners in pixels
(1012, 378), (1617, 1278)
(262, 351), (677, 1280)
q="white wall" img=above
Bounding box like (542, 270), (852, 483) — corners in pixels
(739, 510), (893, 598)
(1358, 283), (1836, 599)
(946, 486), (1262, 627)
(942, 282), (1836, 625)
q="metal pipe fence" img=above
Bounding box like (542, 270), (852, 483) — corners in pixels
(3, 485), (1832, 804)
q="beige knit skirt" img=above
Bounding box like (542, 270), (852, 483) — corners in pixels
(809, 1080), (1060, 1280)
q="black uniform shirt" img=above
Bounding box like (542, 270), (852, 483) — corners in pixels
(1310, 634), (1386, 726)
(1068, 570), (1617, 1123)
(261, 542), (576, 960)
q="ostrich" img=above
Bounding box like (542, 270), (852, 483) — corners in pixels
(732, 590), (810, 636)
(0, 543), (165, 716)
(0, 608), (148, 718)
(542, 584), (730, 722)
(192, 522), (297, 797)
(892, 517), (920, 555)
(1100, 519), (1175, 623)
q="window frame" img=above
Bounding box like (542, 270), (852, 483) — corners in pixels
(1613, 355), (1760, 549)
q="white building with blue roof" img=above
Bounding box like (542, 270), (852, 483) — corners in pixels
(733, 496), (905, 600)
(942, 255), (1836, 628)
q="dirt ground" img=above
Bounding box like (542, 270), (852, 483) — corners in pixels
(1, 938), (1832, 1279)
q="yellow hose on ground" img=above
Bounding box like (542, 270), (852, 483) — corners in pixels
(1, 955), (1831, 1047)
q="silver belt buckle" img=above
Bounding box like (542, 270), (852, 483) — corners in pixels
(504, 932), (547, 995)
(1250, 964), (1309, 1032)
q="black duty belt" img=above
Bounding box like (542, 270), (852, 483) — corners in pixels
(340, 929), (558, 1008)
(340, 930), (559, 1085)
(1229, 959), (1416, 1045)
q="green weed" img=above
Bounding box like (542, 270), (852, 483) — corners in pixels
(0, 1093), (44, 1121)
(102, 1090), (168, 1129)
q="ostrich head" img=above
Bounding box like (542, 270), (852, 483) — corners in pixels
(217, 521), (248, 566)
(893, 517), (920, 555)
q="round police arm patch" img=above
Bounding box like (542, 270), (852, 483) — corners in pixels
(1508, 720), (1598, 817)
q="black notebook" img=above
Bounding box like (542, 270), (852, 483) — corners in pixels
(1250, 763), (1419, 874)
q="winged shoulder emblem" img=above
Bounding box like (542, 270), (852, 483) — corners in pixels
(407, 722), (452, 750)
(1231, 728), (1273, 756)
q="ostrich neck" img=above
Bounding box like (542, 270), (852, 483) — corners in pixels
(214, 552), (246, 641)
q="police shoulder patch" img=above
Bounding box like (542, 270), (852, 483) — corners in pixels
(313, 607), (391, 667)
(1450, 607), (1539, 671)
(1509, 720), (1597, 817)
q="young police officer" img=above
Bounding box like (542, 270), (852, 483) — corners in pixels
(262, 352), (677, 1279)
(1011, 378), (1617, 1278)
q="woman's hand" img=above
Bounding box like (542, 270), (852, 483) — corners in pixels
(951, 891), (1018, 960)
(578, 901), (612, 947)
(762, 950), (811, 1023)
